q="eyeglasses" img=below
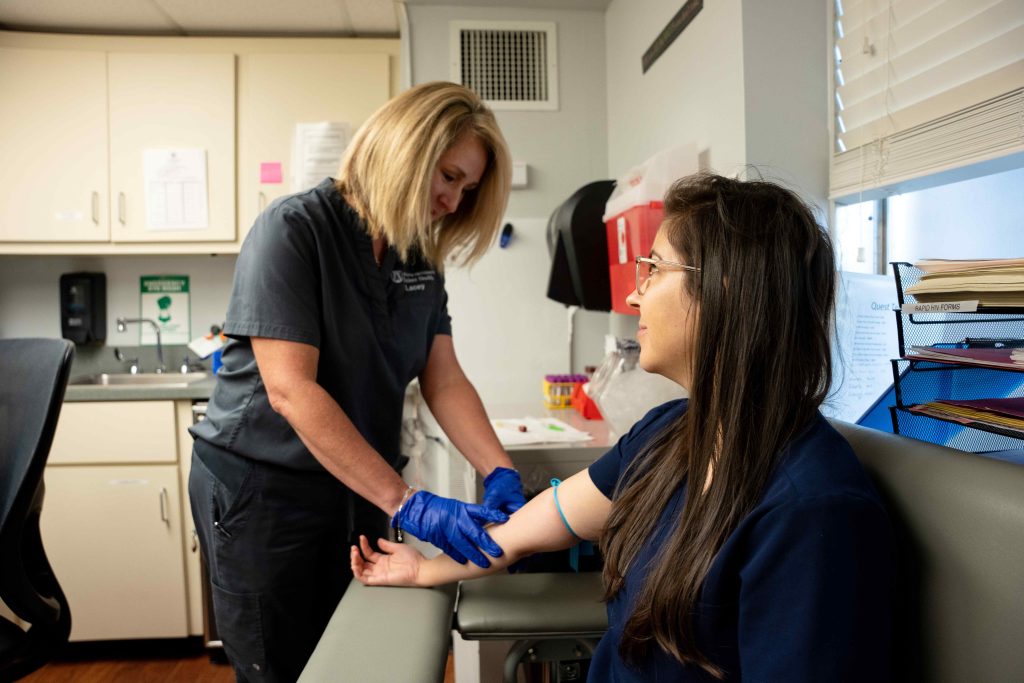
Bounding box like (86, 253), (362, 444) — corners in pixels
(635, 256), (700, 295)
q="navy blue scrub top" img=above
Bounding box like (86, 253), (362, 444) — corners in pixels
(191, 178), (452, 471)
(587, 400), (895, 682)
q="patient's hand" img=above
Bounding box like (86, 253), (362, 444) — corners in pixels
(350, 535), (423, 587)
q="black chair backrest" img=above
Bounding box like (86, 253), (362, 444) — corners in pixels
(0, 338), (75, 661)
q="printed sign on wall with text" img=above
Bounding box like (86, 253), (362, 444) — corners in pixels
(139, 275), (191, 345)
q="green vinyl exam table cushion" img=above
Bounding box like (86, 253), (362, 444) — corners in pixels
(297, 581), (456, 683)
(454, 571), (606, 640)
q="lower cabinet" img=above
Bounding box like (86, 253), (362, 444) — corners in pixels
(42, 400), (191, 641)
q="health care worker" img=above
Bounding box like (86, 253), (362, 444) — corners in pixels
(189, 82), (527, 682)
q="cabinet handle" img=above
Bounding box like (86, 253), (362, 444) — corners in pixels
(118, 192), (126, 225)
(92, 191), (100, 225)
(258, 191), (267, 212)
(159, 487), (170, 526)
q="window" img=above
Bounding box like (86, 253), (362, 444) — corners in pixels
(834, 199), (880, 274)
(833, 166), (1024, 275)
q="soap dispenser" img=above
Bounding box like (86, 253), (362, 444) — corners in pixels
(59, 272), (107, 344)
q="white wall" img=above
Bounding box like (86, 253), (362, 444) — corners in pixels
(741, 0), (829, 211)
(0, 254), (235, 344)
(604, 0), (747, 178)
(407, 4), (612, 404)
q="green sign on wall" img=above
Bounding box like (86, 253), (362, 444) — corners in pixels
(139, 275), (191, 345)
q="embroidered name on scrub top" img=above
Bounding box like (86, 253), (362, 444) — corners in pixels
(391, 269), (437, 292)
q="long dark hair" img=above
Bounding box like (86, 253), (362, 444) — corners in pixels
(600, 173), (837, 677)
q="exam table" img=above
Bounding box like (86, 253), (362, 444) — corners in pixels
(300, 420), (1024, 683)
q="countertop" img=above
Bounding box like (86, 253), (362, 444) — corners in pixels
(64, 376), (218, 402)
(61, 384), (619, 454)
(486, 402), (616, 451)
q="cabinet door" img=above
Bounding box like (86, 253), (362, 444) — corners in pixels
(0, 47), (109, 242)
(237, 52), (391, 240)
(41, 464), (189, 641)
(108, 52), (236, 243)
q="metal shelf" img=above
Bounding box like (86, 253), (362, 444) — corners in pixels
(890, 406), (1024, 453)
(888, 263), (1024, 452)
(891, 262), (1024, 357)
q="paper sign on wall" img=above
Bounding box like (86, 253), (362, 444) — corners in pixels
(139, 276), (191, 345)
(143, 148), (209, 231)
(823, 272), (899, 423)
(291, 122), (351, 192)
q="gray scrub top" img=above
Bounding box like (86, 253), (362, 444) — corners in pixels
(191, 178), (452, 471)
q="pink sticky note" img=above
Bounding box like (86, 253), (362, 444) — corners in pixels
(260, 162), (283, 184)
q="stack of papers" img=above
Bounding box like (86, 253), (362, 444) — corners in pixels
(490, 417), (593, 447)
(907, 258), (1024, 306)
(909, 397), (1024, 437)
(905, 346), (1024, 370)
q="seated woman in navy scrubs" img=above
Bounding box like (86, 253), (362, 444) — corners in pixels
(352, 172), (895, 682)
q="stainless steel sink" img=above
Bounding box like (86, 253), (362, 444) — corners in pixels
(70, 372), (210, 387)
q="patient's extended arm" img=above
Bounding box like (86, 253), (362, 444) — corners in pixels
(350, 468), (611, 587)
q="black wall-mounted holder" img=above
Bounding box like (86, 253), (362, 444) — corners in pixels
(59, 272), (106, 345)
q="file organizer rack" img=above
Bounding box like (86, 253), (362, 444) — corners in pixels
(889, 262), (1024, 453)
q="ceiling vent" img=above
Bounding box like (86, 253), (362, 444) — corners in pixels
(450, 21), (559, 111)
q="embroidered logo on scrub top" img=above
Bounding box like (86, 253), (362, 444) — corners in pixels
(391, 269), (437, 292)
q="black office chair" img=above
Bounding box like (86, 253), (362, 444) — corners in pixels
(0, 338), (75, 680)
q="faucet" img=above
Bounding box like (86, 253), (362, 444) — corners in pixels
(112, 347), (141, 374)
(116, 317), (165, 373)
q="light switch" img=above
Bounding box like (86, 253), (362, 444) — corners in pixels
(511, 161), (528, 189)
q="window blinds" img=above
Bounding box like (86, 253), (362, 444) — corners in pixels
(830, 0), (1024, 200)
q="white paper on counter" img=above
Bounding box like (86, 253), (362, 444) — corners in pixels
(291, 122), (351, 192)
(143, 148), (209, 231)
(491, 417), (593, 446)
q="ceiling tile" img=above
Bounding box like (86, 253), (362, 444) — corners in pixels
(344, 0), (398, 36)
(154, 0), (390, 36)
(0, 0), (180, 34)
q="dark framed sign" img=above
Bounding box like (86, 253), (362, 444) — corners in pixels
(642, 0), (704, 73)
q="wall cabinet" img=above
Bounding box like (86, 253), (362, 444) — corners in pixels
(108, 52), (236, 243)
(0, 32), (398, 254)
(0, 48), (235, 246)
(0, 47), (109, 243)
(237, 52), (391, 240)
(42, 400), (190, 641)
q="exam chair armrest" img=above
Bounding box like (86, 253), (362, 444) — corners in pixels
(299, 580), (457, 683)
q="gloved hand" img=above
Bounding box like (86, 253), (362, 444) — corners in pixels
(392, 490), (508, 567)
(482, 467), (527, 515)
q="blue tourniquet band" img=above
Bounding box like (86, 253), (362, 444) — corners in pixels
(550, 478), (581, 540)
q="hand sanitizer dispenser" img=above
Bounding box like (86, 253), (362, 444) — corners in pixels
(60, 272), (106, 344)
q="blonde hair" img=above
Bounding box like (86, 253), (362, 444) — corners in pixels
(336, 81), (511, 269)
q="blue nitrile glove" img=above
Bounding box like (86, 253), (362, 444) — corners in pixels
(482, 467), (527, 515)
(392, 490), (508, 567)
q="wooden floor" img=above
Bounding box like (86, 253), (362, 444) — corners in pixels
(19, 639), (457, 682)
(21, 639), (233, 682)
